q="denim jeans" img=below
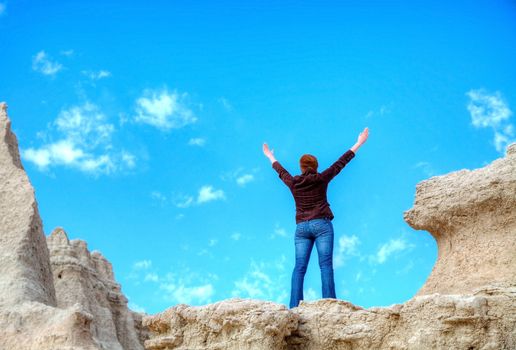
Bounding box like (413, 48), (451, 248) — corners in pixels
(290, 218), (336, 308)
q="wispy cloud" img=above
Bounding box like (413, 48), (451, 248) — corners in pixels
(60, 49), (74, 57)
(231, 256), (289, 304)
(236, 174), (254, 187)
(128, 260), (216, 305)
(334, 235), (360, 268)
(231, 232), (241, 241)
(128, 302), (146, 313)
(365, 105), (390, 119)
(134, 88), (197, 131)
(150, 191), (167, 205)
(159, 271), (216, 305)
(32, 51), (62, 76)
(222, 167), (258, 187)
(188, 137), (206, 146)
(22, 103), (136, 175)
(304, 288), (318, 301)
(270, 224), (288, 239)
(414, 161), (436, 177)
(467, 89), (514, 152)
(82, 70), (111, 80)
(372, 238), (413, 264)
(218, 97), (233, 111)
(133, 259), (152, 270)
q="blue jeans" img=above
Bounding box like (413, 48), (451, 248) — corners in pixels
(290, 218), (336, 308)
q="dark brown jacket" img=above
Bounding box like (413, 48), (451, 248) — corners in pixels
(272, 150), (355, 223)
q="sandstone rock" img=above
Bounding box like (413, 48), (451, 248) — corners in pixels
(0, 102), (56, 307)
(288, 285), (515, 349)
(47, 227), (145, 350)
(404, 143), (516, 295)
(143, 299), (298, 350)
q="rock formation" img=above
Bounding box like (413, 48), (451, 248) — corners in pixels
(404, 144), (516, 295)
(0, 102), (145, 349)
(145, 299), (297, 350)
(143, 144), (516, 349)
(48, 228), (146, 350)
(0, 102), (56, 308)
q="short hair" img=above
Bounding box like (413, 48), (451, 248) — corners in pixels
(300, 154), (318, 173)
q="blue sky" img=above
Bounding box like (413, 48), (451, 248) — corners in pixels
(1, 0), (515, 314)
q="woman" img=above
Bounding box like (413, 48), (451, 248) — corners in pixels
(263, 127), (369, 308)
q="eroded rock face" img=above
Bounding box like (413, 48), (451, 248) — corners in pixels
(48, 227), (145, 350)
(288, 285), (515, 349)
(144, 144), (516, 350)
(404, 144), (516, 295)
(0, 102), (56, 307)
(0, 103), (145, 350)
(144, 299), (298, 350)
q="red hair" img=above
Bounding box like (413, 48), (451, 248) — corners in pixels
(300, 154), (318, 173)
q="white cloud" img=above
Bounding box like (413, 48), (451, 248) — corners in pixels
(231, 257), (289, 304)
(144, 273), (159, 282)
(128, 302), (146, 313)
(374, 238), (413, 264)
(414, 161), (435, 177)
(151, 191), (167, 205)
(22, 103), (135, 175)
(134, 89), (197, 131)
(208, 239), (218, 247)
(188, 137), (206, 146)
(304, 288), (318, 301)
(231, 232), (241, 241)
(197, 185), (225, 204)
(32, 51), (62, 76)
(159, 272), (215, 305)
(218, 97), (233, 111)
(166, 283), (214, 305)
(334, 235), (360, 267)
(133, 260), (152, 270)
(270, 224), (288, 239)
(467, 89), (514, 152)
(236, 174), (254, 187)
(60, 49), (74, 56)
(175, 194), (195, 208)
(82, 70), (112, 80)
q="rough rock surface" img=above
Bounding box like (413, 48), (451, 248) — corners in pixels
(144, 299), (298, 350)
(404, 143), (516, 295)
(48, 227), (146, 350)
(0, 102), (145, 349)
(0, 102), (56, 307)
(144, 144), (516, 349)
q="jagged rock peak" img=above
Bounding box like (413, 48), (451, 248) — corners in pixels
(0, 103), (56, 307)
(47, 226), (145, 349)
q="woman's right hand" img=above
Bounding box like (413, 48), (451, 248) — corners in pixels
(357, 127), (369, 145)
(351, 127), (369, 153)
(263, 143), (277, 163)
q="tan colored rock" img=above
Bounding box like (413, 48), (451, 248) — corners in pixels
(404, 143), (516, 295)
(289, 285), (515, 349)
(143, 299), (298, 350)
(0, 102), (56, 307)
(47, 227), (145, 350)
